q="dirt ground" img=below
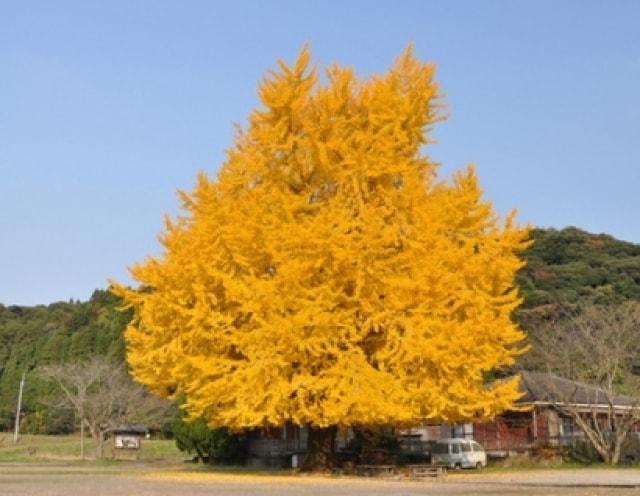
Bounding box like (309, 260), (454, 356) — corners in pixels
(2, 465), (640, 496)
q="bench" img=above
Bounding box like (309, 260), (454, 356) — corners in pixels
(356, 464), (397, 477)
(407, 464), (447, 478)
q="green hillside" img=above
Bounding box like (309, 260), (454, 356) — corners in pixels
(1, 226), (639, 434)
(517, 227), (640, 308)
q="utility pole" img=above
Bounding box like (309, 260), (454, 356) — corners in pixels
(13, 372), (26, 443)
(79, 412), (85, 459)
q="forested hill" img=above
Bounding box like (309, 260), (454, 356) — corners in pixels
(0, 290), (128, 431)
(517, 227), (640, 308)
(1, 226), (640, 432)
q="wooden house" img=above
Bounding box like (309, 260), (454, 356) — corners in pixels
(244, 371), (640, 465)
(473, 371), (639, 456)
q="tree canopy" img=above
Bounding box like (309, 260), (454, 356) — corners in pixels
(112, 46), (530, 433)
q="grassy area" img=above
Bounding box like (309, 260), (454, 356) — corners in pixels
(0, 433), (184, 463)
(482, 454), (640, 473)
(4, 433), (640, 478)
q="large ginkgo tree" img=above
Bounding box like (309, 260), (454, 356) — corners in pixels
(112, 46), (530, 470)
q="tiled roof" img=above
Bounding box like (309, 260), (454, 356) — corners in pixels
(517, 370), (636, 407)
(110, 424), (148, 434)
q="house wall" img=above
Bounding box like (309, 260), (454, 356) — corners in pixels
(245, 405), (627, 463)
(473, 406), (592, 454)
(400, 423), (443, 442)
(247, 411), (562, 461)
(474, 411), (535, 453)
(247, 424), (308, 458)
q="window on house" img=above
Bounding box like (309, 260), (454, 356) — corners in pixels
(561, 416), (575, 436)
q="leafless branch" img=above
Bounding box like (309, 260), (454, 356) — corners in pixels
(38, 356), (174, 458)
(528, 302), (640, 464)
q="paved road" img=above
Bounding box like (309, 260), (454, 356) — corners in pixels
(2, 466), (640, 495)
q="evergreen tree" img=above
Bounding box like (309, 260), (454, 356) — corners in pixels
(173, 413), (246, 463)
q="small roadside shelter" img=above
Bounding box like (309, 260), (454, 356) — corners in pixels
(111, 424), (148, 460)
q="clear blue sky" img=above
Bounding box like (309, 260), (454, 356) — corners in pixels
(1, 1), (639, 305)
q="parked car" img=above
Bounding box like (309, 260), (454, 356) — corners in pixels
(430, 438), (487, 469)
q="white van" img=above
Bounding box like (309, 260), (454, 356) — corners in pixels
(430, 438), (487, 469)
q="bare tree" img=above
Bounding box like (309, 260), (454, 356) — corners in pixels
(39, 356), (174, 458)
(529, 303), (640, 464)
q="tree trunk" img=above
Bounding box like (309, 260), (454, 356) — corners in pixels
(611, 444), (621, 465)
(97, 432), (104, 459)
(570, 412), (613, 463)
(611, 431), (628, 465)
(301, 425), (337, 472)
(89, 426), (105, 459)
(194, 448), (207, 463)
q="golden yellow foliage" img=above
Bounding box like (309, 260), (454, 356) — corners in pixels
(111, 46), (530, 430)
